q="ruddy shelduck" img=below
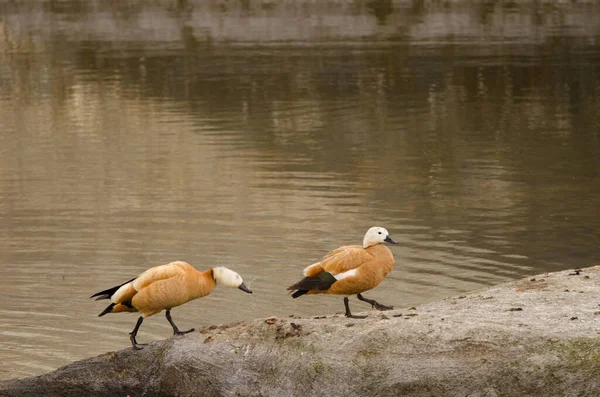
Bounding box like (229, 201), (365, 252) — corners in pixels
(287, 226), (398, 318)
(91, 261), (252, 349)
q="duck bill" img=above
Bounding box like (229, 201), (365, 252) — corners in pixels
(384, 236), (398, 244)
(238, 283), (253, 294)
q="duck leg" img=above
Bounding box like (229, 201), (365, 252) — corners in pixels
(130, 316), (148, 350)
(344, 297), (367, 319)
(165, 309), (195, 335)
(357, 293), (393, 311)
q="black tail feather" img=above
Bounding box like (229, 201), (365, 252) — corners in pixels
(292, 290), (309, 299)
(287, 272), (337, 298)
(90, 277), (136, 300)
(98, 303), (116, 317)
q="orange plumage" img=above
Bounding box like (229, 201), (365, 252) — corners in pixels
(91, 261), (252, 349)
(288, 227), (398, 318)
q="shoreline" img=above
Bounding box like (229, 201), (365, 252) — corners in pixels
(2, 265), (599, 396)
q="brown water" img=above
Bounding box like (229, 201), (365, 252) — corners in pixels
(1, 0), (599, 380)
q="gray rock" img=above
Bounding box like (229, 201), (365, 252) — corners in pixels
(2, 266), (600, 397)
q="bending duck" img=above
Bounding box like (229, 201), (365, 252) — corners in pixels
(287, 226), (398, 318)
(91, 261), (252, 349)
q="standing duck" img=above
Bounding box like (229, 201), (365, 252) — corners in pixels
(287, 227), (397, 318)
(91, 261), (252, 349)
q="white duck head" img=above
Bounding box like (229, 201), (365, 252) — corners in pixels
(213, 267), (252, 293)
(362, 226), (398, 248)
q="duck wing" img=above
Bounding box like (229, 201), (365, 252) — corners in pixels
(110, 261), (188, 304)
(288, 246), (371, 297)
(304, 245), (369, 277)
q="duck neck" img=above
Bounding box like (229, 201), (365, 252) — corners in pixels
(363, 240), (379, 249)
(365, 243), (387, 254)
(192, 269), (217, 299)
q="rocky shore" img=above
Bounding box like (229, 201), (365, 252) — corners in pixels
(2, 266), (600, 397)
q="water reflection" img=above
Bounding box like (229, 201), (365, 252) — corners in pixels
(1, 0), (599, 381)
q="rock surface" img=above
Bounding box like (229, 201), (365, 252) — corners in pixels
(2, 266), (600, 397)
